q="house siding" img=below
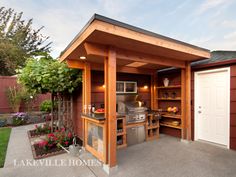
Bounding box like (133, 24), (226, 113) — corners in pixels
(230, 65), (236, 149)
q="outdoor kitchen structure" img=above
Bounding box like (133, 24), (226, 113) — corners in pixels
(59, 14), (210, 170)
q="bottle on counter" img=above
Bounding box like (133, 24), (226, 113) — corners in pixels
(92, 104), (96, 113)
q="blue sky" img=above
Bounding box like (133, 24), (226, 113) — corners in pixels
(1, 0), (236, 58)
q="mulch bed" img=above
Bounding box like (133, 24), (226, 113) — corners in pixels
(31, 144), (66, 159)
(28, 129), (49, 138)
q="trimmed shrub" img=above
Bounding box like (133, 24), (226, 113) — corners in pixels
(40, 100), (52, 113)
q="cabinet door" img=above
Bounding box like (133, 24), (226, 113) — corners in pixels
(116, 81), (125, 93)
(125, 82), (137, 93)
(137, 126), (145, 143)
(127, 127), (138, 146)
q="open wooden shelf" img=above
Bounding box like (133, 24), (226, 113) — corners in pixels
(117, 131), (126, 136)
(160, 123), (182, 129)
(117, 144), (127, 149)
(146, 114), (159, 141)
(162, 114), (181, 119)
(157, 85), (181, 89)
(116, 117), (127, 149)
(117, 116), (126, 120)
(157, 98), (181, 101)
(147, 124), (159, 129)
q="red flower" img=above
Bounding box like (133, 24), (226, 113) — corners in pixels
(67, 132), (72, 138)
(61, 128), (65, 132)
(48, 133), (55, 138)
(35, 125), (38, 129)
(64, 141), (69, 146)
(38, 140), (48, 147)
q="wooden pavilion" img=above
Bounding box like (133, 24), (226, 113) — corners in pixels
(60, 14), (210, 169)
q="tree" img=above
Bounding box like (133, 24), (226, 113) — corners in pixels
(0, 7), (51, 75)
(17, 56), (82, 130)
(17, 57), (82, 95)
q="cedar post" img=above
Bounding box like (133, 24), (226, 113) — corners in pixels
(82, 63), (91, 141)
(185, 62), (191, 140)
(104, 56), (108, 164)
(181, 69), (186, 139)
(151, 73), (158, 110)
(105, 47), (117, 167)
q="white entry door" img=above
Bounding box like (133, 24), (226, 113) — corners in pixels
(195, 68), (230, 147)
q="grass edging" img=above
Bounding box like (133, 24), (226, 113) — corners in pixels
(0, 127), (11, 168)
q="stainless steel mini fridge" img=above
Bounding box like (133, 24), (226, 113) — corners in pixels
(127, 125), (145, 146)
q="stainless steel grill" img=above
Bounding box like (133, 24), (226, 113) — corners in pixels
(116, 95), (147, 146)
(117, 95), (148, 124)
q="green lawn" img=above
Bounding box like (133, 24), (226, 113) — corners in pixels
(0, 127), (11, 168)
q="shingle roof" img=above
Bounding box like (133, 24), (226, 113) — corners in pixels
(191, 51), (236, 66)
(158, 51), (236, 72)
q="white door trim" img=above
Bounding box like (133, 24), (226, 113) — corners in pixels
(194, 67), (230, 148)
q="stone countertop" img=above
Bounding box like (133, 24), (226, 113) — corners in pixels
(81, 113), (105, 120)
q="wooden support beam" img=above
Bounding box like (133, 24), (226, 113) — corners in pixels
(66, 60), (156, 75)
(185, 62), (191, 140)
(90, 62), (156, 75)
(83, 62), (91, 106)
(66, 59), (85, 69)
(82, 62), (91, 141)
(104, 57), (108, 164)
(84, 42), (186, 68)
(154, 73), (158, 110)
(181, 69), (186, 139)
(117, 66), (156, 75)
(105, 47), (117, 167)
(150, 73), (158, 110)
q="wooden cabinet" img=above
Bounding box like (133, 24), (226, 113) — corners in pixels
(146, 114), (159, 140)
(116, 81), (137, 94)
(82, 115), (106, 162)
(116, 117), (127, 149)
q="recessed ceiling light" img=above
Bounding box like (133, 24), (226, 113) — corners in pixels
(80, 56), (86, 60)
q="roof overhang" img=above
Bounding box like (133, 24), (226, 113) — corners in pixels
(60, 14), (210, 70)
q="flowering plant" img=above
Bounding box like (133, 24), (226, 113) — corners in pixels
(34, 123), (51, 134)
(37, 128), (73, 150)
(12, 112), (28, 126)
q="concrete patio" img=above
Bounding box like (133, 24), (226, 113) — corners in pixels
(1, 125), (236, 177)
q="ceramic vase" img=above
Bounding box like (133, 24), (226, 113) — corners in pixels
(163, 78), (169, 87)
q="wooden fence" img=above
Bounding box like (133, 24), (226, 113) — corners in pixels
(0, 76), (50, 113)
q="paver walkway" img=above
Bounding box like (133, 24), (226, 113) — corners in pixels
(1, 125), (236, 177)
